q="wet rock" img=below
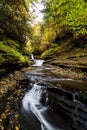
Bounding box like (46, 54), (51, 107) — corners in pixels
(0, 67), (30, 130)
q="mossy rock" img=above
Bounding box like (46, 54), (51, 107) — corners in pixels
(0, 41), (30, 66)
(0, 54), (5, 62)
(3, 39), (20, 50)
(41, 46), (61, 59)
(41, 48), (55, 59)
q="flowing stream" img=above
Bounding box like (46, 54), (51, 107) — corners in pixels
(20, 55), (87, 130)
(31, 54), (45, 66)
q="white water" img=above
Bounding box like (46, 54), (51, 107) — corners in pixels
(31, 54), (34, 60)
(33, 60), (45, 66)
(31, 54), (45, 66)
(22, 55), (74, 130)
(22, 83), (62, 130)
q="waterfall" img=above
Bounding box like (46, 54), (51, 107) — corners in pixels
(21, 63), (87, 130)
(22, 83), (61, 130)
(31, 54), (34, 60)
(30, 54), (45, 66)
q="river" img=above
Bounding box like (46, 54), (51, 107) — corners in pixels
(20, 56), (87, 130)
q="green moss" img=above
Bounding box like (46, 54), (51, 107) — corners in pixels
(81, 62), (87, 66)
(0, 54), (5, 62)
(0, 41), (29, 65)
(41, 46), (60, 59)
(40, 43), (63, 59)
(3, 39), (20, 50)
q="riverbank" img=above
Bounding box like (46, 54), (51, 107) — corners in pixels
(44, 61), (87, 80)
(0, 56), (87, 129)
(43, 53), (87, 96)
(0, 67), (30, 130)
(41, 46), (87, 80)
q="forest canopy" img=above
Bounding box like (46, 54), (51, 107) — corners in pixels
(0, 0), (87, 66)
(39, 0), (87, 58)
(44, 0), (87, 35)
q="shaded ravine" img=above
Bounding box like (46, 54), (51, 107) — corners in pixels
(21, 83), (72, 130)
(20, 56), (87, 130)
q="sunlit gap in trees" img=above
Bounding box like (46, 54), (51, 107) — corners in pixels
(29, 0), (45, 25)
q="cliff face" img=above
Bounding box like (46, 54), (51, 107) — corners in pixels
(41, 44), (87, 80)
(47, 86), (87, 130)
(0, 0), (31, 70)
(40, 43), (87, 97)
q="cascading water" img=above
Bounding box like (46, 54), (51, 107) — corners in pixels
(31, 54), (34, 60)
(22, 82), (72, 130)
(22, 83), (50, 130)
(21, 55), (87, 130)
(31, 54), (45, 66)
(21, 55), (73, 130)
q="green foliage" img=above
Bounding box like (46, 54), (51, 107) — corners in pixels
(0, 0), (35, 66)
(0, 54), (5, 63)
(0, 41), (28, 64)
(30, 24), (42, 54)
(0, 0), (31, 44)
(38, 0), (87, 57)
(41, 45), (61, 59)
(45, 0), (87, 35)
(41, 48), (55, 59)
(41, 26), (57, 44)
(3, 39), (20, 50)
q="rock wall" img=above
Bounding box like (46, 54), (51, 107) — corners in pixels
(47, 87), (87, 130)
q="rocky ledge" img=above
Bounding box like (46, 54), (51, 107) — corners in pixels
(0, 67), (30, 130)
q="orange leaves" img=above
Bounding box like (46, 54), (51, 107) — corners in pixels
(0, 125), (4, 130)
(14, 114), (19, 120)
(1, 113), (6, 119)
(15, 126), (19, 130)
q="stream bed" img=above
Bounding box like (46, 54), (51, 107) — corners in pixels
(20, 58), (87, 130)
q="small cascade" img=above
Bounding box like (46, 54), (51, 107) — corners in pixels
(22, 83), (69, 130)
(73, 93), (76, 102)
(22, 83), (44, 111)
(31, 54), (34, 60)
(30, 54), (45, 66)
(33, 60), (45, 66)
(21, 62), (87, 130)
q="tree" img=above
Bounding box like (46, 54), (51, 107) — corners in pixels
(0, 0), (36, 66)
(0, 0), (31, 44)
(45, 0), (87, 36)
